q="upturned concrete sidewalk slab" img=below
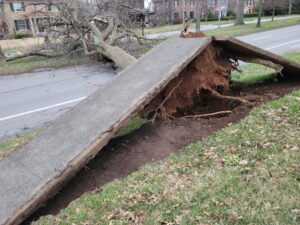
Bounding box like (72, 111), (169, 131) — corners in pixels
(214, 36), (300, 76)
(0, 37), (212, 225)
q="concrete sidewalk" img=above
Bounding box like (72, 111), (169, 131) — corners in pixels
(0, 37), (212, 225)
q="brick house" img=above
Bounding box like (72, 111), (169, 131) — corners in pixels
(0, 0), (145, 38)
(0, 0), (59, 38)
(149, 0), (255, 25)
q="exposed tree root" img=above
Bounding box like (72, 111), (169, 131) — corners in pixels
(142, 44), (239, 118)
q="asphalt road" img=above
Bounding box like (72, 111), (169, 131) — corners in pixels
(0, 65), (115, 140)
(0, 25), (300, 140)
(237, 25), (300, 54)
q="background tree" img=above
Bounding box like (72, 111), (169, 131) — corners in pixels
(256, 0), (264, 27)
(235, 0), (245, 25)
(195, 0), (201, 31)
(289, 0), (293, 14)
(271, 0), (276, 22)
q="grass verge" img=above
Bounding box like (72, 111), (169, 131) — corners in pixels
(205, 16), (300, 37)
(0, 56), (92, 76)
(35, 89), (300, 225)
(140, 15), (298, 36)
(0, 133), (36, 160)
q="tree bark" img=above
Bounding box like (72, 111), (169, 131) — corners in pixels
(88, 21), (137, 69)
(235, 0), (245, 25)
(272, 0), (276, 22)
(289, 0), (293, 15)
(97, 42), (137, 69)
(256, 0), (263, 28)
(195, 0), (201, 32)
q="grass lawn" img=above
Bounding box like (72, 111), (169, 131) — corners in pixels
(140, 15), (298, 35)
(205, 16), (300, 37)
(0, 56), (92, 76)
(35, 89), (300, 225)
(144, 16), (300, 38)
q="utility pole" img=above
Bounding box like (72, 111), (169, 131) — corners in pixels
(195, 0), (201, 32)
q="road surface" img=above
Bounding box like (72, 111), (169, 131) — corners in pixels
(237, 25), (300, 54)
(0, 25), (300, 140)
(0, 65), (115, 140)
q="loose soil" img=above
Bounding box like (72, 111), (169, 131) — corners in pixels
(25, 78), (300, 225)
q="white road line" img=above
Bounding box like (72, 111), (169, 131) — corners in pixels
(0, 97), (86, 122)
(266, 39), (300, 50)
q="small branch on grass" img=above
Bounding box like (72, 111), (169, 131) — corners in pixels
(181, 110), (233, 119)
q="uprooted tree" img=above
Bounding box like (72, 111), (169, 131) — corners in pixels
(4, 0), (151, 68)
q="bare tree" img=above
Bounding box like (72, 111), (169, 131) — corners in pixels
(256, 0), (263, 28)
(4, 0), (148, 68)
(235, 0), (245, 25)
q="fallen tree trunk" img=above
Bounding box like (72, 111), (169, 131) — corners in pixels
(96, 42), (137, 69)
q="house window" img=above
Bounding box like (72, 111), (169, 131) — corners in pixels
(10, 2), (25, 12)
(190, 0), (195, 7)
(190, 11), (195, 19)
(14, 20), (28, 31)
(175, 0), (178, 7)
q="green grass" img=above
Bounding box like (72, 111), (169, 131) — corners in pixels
(232, 51), (300, 86)
(205, 16), (300, 37)
(0, 133), (36, 160)
(0, 56), (92, 76)
(116, 116), (147, 137)
(35, 89), (300, 225)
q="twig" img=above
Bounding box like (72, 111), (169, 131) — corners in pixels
(150, 78), (183, 123)
(181, 110), (233, 119)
